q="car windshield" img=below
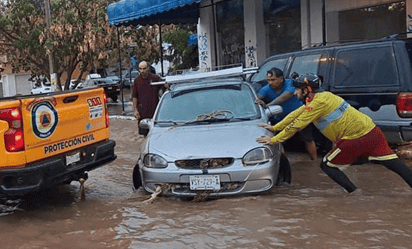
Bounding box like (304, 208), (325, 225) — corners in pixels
(155, 84), (260, 124)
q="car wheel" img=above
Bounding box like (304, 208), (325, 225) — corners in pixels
(276, 153), (292, 186)
(111, 94), (118, 102)
(132, 164), (142, 190)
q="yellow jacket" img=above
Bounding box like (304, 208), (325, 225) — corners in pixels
(271, 91), (375, 144)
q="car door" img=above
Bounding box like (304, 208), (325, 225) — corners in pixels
(328, 42), (408, 143)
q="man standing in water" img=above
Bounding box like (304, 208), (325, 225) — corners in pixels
(257, 73), (412, 193)
(132, 61), (163, 122)
(255, 67), (318, 160)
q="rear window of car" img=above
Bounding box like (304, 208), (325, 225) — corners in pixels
(332, 45), (399, 88)
(250, 57), (288, 83)
(288, 54), (322, 77)
(156, 84), (259, 122)
(404, 41), (412, 74)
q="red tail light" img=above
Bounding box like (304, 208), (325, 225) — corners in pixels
(0, 107), (24, 152)
(103, 93), (110, 127)
(397, 93), (412, 118)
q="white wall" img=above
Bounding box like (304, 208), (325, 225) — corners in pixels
(198, 0), (216, 71)
(2, 73), (31, 97)
(244, 0), (266, 68)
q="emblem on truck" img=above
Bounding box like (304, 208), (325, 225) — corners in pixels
(31, 101), (59, 138)
(87, 97), (103, 120)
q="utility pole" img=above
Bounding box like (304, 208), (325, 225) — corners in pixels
(45, 0), (58, 91)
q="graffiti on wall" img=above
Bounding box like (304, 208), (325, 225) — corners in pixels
(222, 42), (244, 65)
(245, 45), (257, 67)
(198, 32), (209, 69)
(408, 14), (412, 32)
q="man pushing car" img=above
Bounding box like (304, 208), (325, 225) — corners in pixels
(256, 73), (412, 194)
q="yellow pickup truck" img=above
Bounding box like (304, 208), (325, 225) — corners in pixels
(0, 87), (116, 196)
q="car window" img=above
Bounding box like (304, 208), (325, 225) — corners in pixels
(288, 54), (322, 77)
(156, 84), (259, 122)
(333, 45), (399, 88)
(250, 58), (288, 82)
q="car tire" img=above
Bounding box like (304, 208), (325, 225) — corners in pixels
(276, 153), (292, 186)
(132, 164), (142, 190)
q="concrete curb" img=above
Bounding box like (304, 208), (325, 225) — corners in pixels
(109, 115), (136, 121)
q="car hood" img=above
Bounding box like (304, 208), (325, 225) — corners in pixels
(147, 120), (270, 160)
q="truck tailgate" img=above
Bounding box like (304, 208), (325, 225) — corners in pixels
(20, 88), (109, 163)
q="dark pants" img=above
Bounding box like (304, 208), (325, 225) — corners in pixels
(320, 158), (412, 193)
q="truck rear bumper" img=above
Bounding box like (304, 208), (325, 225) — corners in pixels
(0, 139), (116, 196)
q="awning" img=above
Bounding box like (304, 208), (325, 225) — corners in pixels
(107, 0), (202, 27)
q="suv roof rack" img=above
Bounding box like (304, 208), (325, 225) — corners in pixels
(303, 32), (412, 50)
(151, 64), (258, 85)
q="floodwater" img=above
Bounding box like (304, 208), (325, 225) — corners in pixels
(1, 109), (412, 248)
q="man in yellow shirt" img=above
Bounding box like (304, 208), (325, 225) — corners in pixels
(257, 73), (412, 193)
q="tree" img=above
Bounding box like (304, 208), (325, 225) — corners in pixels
(0, 0), (133, 90)
(162, 25), (198, 71)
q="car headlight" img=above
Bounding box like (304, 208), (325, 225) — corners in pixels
(242, 147), (272, 166)
(143, 153), (168, 168)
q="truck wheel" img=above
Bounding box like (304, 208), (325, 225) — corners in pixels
(111, 95), (118, 102)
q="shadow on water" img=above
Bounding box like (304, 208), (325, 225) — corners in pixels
(0, 184), (79, 217)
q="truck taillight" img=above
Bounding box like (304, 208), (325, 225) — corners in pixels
(397, 93), (412, 118)
(103, 93), (110, 127)
(0, 107), (24, 152)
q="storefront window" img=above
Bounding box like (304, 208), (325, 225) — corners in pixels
(216, 0), (244, 66)
(339, 1), (406, 41)
(263, 0), (301, 55)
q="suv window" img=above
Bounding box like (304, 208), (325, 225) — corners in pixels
(250, 57), (288, 82)
(333, 45), (399, 88)
(288, 54), (322, 77)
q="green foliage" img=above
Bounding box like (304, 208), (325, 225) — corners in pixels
(0, 0), (121, 90)
(162, 25), (198, 71)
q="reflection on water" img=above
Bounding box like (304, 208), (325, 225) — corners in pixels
(114, 158), (412, 249)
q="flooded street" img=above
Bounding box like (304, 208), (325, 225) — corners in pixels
(1, 97), (412, 248)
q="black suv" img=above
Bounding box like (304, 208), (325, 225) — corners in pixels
(81, 78), (120, 102)
(249, 34), (412, 152)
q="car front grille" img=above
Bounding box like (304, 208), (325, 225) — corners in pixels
(175, 158), (234, 169)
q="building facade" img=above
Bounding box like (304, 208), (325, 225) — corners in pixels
(197, 0), (410, 71)
(2, 0), (410, 96)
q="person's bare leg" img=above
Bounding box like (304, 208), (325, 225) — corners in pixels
(306, 141), (317, 160)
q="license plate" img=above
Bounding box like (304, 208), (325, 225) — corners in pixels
(66, 152), (80, 166)
(189, 175), (220, 190)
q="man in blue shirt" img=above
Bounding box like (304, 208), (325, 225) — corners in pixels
(255, 67), (317, 160)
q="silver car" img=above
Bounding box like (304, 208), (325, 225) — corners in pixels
(133, 77), (291, 198)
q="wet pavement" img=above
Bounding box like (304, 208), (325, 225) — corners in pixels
(1, 96), (412, 248)
(107, 89), (135, 117)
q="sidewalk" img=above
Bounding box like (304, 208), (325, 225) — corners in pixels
(107, 88), (134, 117)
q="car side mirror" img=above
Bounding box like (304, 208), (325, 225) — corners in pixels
(265, 105), (283, 118)
(139, 118), (152, 136)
